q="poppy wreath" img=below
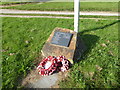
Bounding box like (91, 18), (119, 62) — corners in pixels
(37, 56), (70, 76)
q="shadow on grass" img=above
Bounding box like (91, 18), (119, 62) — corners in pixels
(80, 20), (119, 35)
(73, 34), (100, 63)
(74, 20), (119, 63)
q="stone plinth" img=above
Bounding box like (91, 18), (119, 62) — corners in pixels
(41, 27), (77, 62)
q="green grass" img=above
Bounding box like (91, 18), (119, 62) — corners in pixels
(3, 2), (118, 12)
(60, 20), (119, 88)
(2, 17), (119, 88)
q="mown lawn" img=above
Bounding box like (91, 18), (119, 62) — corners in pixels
(60, 20), (119, 88)
(2, 17), (119, 88)
(3, 2), (118, 12)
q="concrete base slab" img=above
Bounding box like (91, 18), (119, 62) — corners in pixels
(26, 74), (58, 88)
(22, 68), (69, 88)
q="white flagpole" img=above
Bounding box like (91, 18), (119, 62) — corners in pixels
(74, 0), (80, 33)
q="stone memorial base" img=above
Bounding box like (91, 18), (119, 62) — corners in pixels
(41, 27), (86, 63)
